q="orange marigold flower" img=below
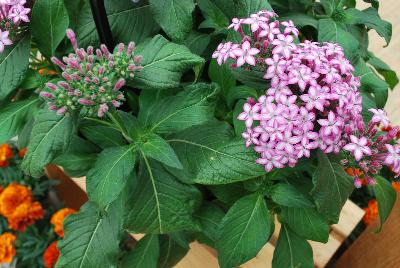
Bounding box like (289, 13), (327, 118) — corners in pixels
(0, 144), (13, 168)
(51, 208), (77, 237)
(392, 181), (400, 193)
(18, 148), (27, 158)
(43, 241), (60, 268)
(0, 232), (16, 264)
(7, 201), (45, 232)
(363, 199), (379, 225)
(0, 183), (32, 218)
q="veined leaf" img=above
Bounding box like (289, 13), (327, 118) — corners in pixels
(168, 122), (265, 184)
(80, 123), (125, 149)
(311, 151), (354, 223)
(195, 203), (225, 247)
(183, 31), (211, 56)
(209, 60), (236, 96)
(367, 54), (399, 89)
(21, 110), (75, 178)
(142, 133), (182, 169)
(270, 183), (314, 208)
(87, 145), (137, 208)
(235, 0), (273, 17)
(197, 0), (229, 31)
(373, 175), (397, 232)
(216, 194), (273, 268)
(149, 0), (194, 41)
(158, 235), (189, 268)
(125, 157), (201, 234)
(131, 35), (204, 90)
(56, 202), (122, 268)
(121, 235), (159, 268)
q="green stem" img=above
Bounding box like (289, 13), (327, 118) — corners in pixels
(107, 111), (133, 144)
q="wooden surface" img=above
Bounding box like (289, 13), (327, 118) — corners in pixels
(46, 166), (364, 268)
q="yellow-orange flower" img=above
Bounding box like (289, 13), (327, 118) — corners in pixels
(0, 183), (32, 218)
(51, 208), (77, 237)
(18, 148), (27, 158)
(363, 199), (378, 225)
(38, 68), (58, 76)
(7, 201), (45, 232)
(0, 232), (16, 264)
(392, 181), (400, 193)
(43, 241), (60, 268)
(0, 144), (13, 167)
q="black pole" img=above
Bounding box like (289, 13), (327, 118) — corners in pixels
(89, 0), (115, 49)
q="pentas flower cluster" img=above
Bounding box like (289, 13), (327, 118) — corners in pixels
(214, 11), (364, 176)
(342, 109), (400, 187)
(40, 29), (142, 117)
(0, 0), (30, 52)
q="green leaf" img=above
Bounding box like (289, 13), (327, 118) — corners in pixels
(280, 207), (329, 243)
(233, 100), (247, 136)
(311, 151), (354, 223)
(271, 183), (314, 208)
(168, 122), (265, 184)
(158, 235), (189, 268)
(279, 13), (318, 29)
(216, 194), (273, 268)
(139, 83), (218, 134)
(125, 157), (201, 234)
(345, 7), (392, 45)
(87, 145), (137, 208)
(56, 202), (121, 268)
(75, 1), (159, 48)
(233, 68), (267, 90)
(272, 225), (313, 268)
(0, 35), (30, 100)
(184, 31), (211, 56)
(121, 235), (159, 268)
(208, 183), (248, 204)
(131, 35), (204, 90)
(142, 134), (182, 169)
(195, 203), (225, 247)
(361, 92), (376, 123)
(197, 0), (229, 31)
(354, 59), (389, 108)
(318, 18), (359, 62)
(80, 123), (125, 149)
(209, 60), (236, 96)
(149, 0), (194, 41)
(226, 85), (258, 109)
(320, 0), (342, 16)
(21, 110), (75, 178)
(367, 54), (399, 89)
(30, 0), (69, 57)
(235, 0), (273, 17)
(373, 176), (397, 232)
(0, 99), (40, 144)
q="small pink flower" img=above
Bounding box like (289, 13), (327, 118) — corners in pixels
(8, 4), (30, 23)
(272, 34), (295, 58)
(237, 103), (261, 128)
(282, 20), (299, 36)
(369, 108), (390, 127)
(228, 18), (242, 31)
(343, 136), (372, 161)
(235, 41), (259, 67)
(317, 111), (342, 136)
(0, 30), (13, 53)
(242, 128), (260, 147)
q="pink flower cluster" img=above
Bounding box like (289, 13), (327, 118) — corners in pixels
(0, 0), (30, 52)
(342, 109), (400, 187)
(40, 29), (142, 117)
(214, 11), (365, 176)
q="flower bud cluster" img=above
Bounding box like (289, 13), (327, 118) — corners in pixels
(40, 29), (142, 117)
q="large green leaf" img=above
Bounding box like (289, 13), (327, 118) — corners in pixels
(121, 235), (159, 268)
(149, 0), (194, 41)
(30, 0), (69, 57)
(345, 7), (392, 45)
(279, 13), (318, 29)
(168, 122), (265, 184)
(0, 35), (30, 100)
(131, 35), (204, 90)
(373, 176), (397, 232)
(209, 60), (236, 96)
(318, 18), (359, 62)
(195, 203), (225, 247)
(270, 183), (314, 208)
(125, 157), (201, 234)
(272, 225), (313, 268)
(216, 194), (273, 268)
(197, 0), (229, 31)
(141, 134), (182, 169)
(367, 54), (399, 89)
(75, 1), (159, 48)
(361, 92), (376, 123)
(233, 68), (267, 90)
(311, 151), (354, 223)
(235, 0), (273, 17)
(280, 206), (329, 243)
(87, 145), (137, 208)
(0, 99), (40, 144)
(183, 31), (211, 56)
(354, 59), (389, 108)
(139, 83), (218, 134)
(158, 235), (189, 268)
(56, 202), (121, 268)
(21, 110), (75, 178)
(80, 122), (125, 149)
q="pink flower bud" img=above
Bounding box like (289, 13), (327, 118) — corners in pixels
(97, 103), (109, 117)
(134, 55), (142, 63)
(112, 100), (121, 107)
(40, 91), (54, 99)
(66, 29), (78, 51)
(100, 44), (109, 56)
(78, 98), (94, 106)
(127, 42), (135, 55)
(114, 78), (125, 91)
(87, 46), (94, 55)
(354, 177), (362, 188)
(96, 49), (103, 60)
(46, 83), (58, 91)
(62, 72), (72, 81)
(51, 57), (66, 70)
(118, 43), (125, 53)
(57, 106), (67, 116)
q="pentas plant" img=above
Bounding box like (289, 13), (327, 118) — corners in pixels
(39, 29), (142, 117)
(0, 0), (30, 52)
(213, 11), (400, 188)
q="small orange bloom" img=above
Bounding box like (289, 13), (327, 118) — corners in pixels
(43, 241), (60, 268)
(7, 201), (45, 232)
(18, 148), (27, 158)
(38, 68), (58, 76)
(392, 181), (400, 193)
(51, 208), (77, 237)
(0, 144), (13, 167)
(363, 199), (379, 225)
(0, 232), (16, 264)
(0, 183), (32, 218)
(345, 167), (364, 177)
